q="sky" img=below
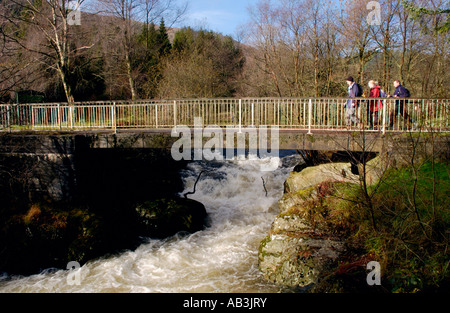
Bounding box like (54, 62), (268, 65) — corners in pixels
(176, 0), (260, 38)
(80, 0), (260, 38)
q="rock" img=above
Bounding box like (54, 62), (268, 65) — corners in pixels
(135, 197), (208, 238)
(284, 162), (358, 194)
(357, 155), (387, 186)
(258, 161), (357, 289)
(259, 233), (344, 288)
(0, 203), (104, 275)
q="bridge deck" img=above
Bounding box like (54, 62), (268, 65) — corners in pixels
(2, 128), (448, 154)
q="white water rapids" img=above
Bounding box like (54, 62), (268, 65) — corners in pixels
(0, 152), (301, 293)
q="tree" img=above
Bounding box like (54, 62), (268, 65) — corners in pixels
(402, 0), (449, 97)
(135, 17), (172, 98)
(245, 0), (348, 97)
(395, 1), (422, 88)
(157, 18), (172, 56)
(338, 0), (377, 85)
(97, 0), (142, 100)
(370, 0), (401, 92)
(157, 28), (244, 98)
(402, 0), (450, 34)
(96, 0), (186, 100)
(0, 0), (94, 103)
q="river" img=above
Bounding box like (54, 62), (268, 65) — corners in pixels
(0, 151), (301, 293)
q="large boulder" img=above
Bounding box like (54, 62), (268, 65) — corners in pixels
(259, 162), (355, 289)
(135, 197), (208, 238)
(284, 162), (358, 193)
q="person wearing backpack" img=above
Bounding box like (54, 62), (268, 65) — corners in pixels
(368, 80), (383, 129)
(387, 80), (416, 129)
(345, 76), (362, 129)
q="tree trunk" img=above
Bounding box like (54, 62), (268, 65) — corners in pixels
(58, 67), (74, 104)
(125, 52), (137, 100)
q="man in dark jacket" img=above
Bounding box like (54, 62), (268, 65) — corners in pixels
(388, 80), (416, 129)
(345, 76), (360, 128)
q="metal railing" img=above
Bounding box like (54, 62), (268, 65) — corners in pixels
(1, 98), (449, 133)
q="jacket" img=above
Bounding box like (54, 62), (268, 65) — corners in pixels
(346, 83), (360, 108)
(369, 86), (383, 112)
(393, 85), (410, 98)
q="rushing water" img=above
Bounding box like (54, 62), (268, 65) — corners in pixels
(0, 151), (301, 293)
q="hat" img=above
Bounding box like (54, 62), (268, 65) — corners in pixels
(346, 76), (354, 82)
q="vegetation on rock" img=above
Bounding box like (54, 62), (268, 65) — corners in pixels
(259, 151), (449, 293)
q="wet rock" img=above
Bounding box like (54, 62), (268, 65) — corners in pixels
(135, 197), (208, 238)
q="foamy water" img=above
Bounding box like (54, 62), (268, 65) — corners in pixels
(0, 152), (300, 293)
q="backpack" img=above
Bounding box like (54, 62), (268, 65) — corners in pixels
(355, 83), (363, 97)
(403, 87), (411, 98)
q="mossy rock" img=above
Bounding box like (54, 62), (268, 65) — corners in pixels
(0, 203), (105, 274)
(135, 197), (208, 238)
(258, 233), (344, 288)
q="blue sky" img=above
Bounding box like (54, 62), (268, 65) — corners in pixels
(81, 0), (259, 38)
(177, 0), (259, 37)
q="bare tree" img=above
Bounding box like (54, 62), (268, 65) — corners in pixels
(96, 0), (186, 100)
(0, 0), (96, 103)
(370, 0), (401, 91)
(337, 0), (376, 85)
(395, 1), (423, 91)
(246, 0), (285, 96)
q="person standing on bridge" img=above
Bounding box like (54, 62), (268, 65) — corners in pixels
(387, 80), (417, 130)
(345, 76), (361, 129)
(368, 80), (383, 129)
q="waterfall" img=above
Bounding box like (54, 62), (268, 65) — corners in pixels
(0, 151), (301, 293)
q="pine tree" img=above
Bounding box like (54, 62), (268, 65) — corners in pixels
(157, 18), (172, 56)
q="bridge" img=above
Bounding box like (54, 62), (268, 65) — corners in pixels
(1, 98), (449, 153)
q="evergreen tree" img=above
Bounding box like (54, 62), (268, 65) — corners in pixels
(139, 22), (159, 51)
(157, 18), (172, 56)
(402, 0), (449, 34)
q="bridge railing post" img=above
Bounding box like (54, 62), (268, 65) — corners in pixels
(112, 102), (117, 134)
(57, 103), (62, 130)
(6, 104), (11, 133)
(238, 99), (242, 133)
(155, 103), (159, 129)
(307, 99), (312, 135)
(69, 105), (74, 129)
(173, 100), (177, 132)
(251, 101), (254, 127)
(31, 104), (35, 130)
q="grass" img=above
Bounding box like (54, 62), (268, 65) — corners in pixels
(344, 161), (449, 292)
(306, 160), (449, 292)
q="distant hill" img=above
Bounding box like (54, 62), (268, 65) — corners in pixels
(79, 11), (180, 43)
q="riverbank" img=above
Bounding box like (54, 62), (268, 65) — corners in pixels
(258, 147), (450, 292)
